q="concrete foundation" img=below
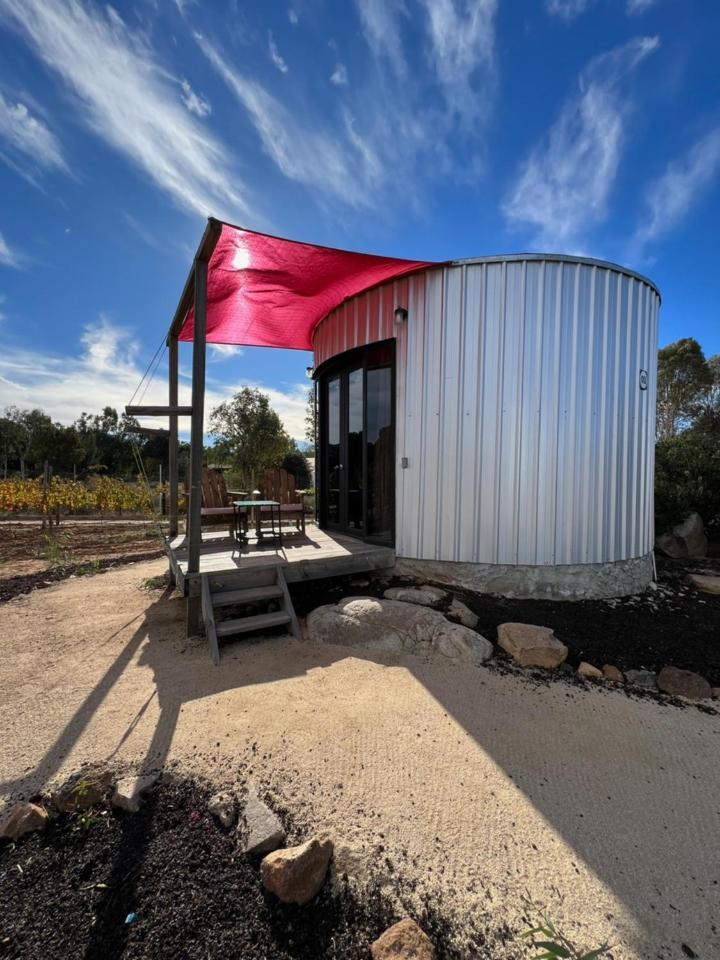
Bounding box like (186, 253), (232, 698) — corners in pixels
(392, 553), (655, 601)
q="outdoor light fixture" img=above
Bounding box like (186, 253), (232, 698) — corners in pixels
(305, 365), (314, 379)
(394, 306), (408, 324)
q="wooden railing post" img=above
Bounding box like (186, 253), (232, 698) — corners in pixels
(168, 334), (179, 540)
(186, 258), (208, 636)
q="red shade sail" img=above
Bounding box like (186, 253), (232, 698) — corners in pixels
(178, 222), (437, 351)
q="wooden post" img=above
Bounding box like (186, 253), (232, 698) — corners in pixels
(185, 258), (208, 636)
(168, 334), (179, 538)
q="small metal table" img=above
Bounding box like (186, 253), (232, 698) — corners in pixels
(232, 500), (282, 546)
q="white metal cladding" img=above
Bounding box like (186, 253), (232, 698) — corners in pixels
(313, 257), (660, 566)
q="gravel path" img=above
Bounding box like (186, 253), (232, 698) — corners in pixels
(1, 560), (718, 959)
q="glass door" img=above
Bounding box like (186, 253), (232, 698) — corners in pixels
(319, 341), (394, 545)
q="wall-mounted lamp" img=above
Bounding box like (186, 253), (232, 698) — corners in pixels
(394, 306), (408, 324)
(305, 365), (315, 379)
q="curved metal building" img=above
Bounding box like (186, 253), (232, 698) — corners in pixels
(313, 254), (660, 599)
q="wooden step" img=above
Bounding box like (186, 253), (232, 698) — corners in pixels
(212, 585), (283, 608)
(215, 610), (291, 638)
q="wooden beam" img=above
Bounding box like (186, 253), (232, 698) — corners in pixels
(125, 405), (192, 417)
(167, 217), (222, 342)
(186, 257), (208, 637)
(168, 334), (179, 539)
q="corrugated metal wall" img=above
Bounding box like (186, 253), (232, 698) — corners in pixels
(314, 257), (659, 566)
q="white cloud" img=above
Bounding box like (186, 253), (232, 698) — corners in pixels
(197, 33), (381, 207)
(354, 0), (408, 76)
(0, 92), (67, 181)
(210, 344), (244, 360)
(288, 8), (299, 25)
(633, 128), (720, 250)
(0, 318), (308, 440)
(268, 32), (289, 74)
(626, 0), (657, 13)
(0, 231), (19, 268)
(545, 0), (595, 19)
(180, 79), (211, 118)
(418, 0), (497, 122)
(0, 0), (252, 220)
(330, 63), (348, 86)
(503, 35), (659, 249)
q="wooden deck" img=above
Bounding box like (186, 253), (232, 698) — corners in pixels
(167, 522), (395, 595)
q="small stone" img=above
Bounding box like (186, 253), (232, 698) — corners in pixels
(497, 623), (568, 669)
(349, 578), (370, 588)
(0, 802), (49, 842)
(112, 775), (157, 813)
(602, 664), (624, 683)
(657, 665), (712, 701)
(711, 688), (720, 700)
(261, 834), (333, 905)
(625, 669), (657, 690)
(238, 786), (285, 855)
(383, 587), (445, 607)
(577, 661), (603, 680)
(446, 598), (479, 629)
(53, 768), (113, 813)
(687, 573), (720, 595)
(371, 919), (435, 960)
(208, 791), (236, 829)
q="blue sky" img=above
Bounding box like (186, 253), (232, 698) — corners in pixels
(0, 0), (718, 441)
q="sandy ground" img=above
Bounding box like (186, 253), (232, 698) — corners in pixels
(1, 560), (718, 960)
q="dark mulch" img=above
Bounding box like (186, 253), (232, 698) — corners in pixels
(0, 551), (163, 604)
(290, 554), (720, 687)
(0, 777), (500, 960)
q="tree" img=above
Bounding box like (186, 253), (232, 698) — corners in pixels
(281, 444), (312, 489)
(656, 338), (712, 440)
(304, 386), (316, 455)
(209, 387), (291, 489)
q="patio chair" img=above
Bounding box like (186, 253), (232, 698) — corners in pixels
(260, 468), (306, 535)
(197, 467), (246, 539)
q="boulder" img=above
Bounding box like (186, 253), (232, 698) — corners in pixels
(238, 786), (285, 856)
(0, 802), (48, 842)
(261, 835), (333, 905)
(306, 597), (493, 664)
(446, 598), (479, 629)
(625, 669), (657, 690)
(712, 688), (720, 700)
(371, 919), (435, 960)
(657, 666), (712, 701)
(602, 664), (624, 683)
(383, 587), (445, 607)
(112, 774), (158, 813)
(496, 623), (568, 669)
(577, 661), (603, 680)
(656, 513), (708, 559)
(208, 790), (236, 829)
(53, 768), (113, 812)
(688, 573), (720, 595)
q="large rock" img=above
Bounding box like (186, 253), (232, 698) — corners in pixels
(496, 623), (568, 669)
(383, 586), (445, 607)
(446, 598), (479, 629)
(656, 513), (708, 559)
(371, 919), (435, 960)
(52, 768), (113, 812)
(261, 835), (333, 905)
(238, 785), (285, 855)
(112, 774), (158, 813)
(625, 669), (657, 690)
(306, 597), (493, 664)
(688, 573), (720, 595)
(657, 665), (712, 701)
(602, 664), (624, 683)
(0, 802), (48, 842)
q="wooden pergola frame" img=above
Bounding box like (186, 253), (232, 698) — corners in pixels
(127, 216), (223, 635)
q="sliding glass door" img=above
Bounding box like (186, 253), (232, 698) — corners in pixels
(319, 341), (394, 545)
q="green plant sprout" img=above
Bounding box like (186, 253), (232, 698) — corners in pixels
(522, 914), (611, 960)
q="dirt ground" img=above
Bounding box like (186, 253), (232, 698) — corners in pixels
(1, 559), (718, 960)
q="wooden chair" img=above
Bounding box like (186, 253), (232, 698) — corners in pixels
(197, 467), (245, 538)
(260, 468), (306, 535)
